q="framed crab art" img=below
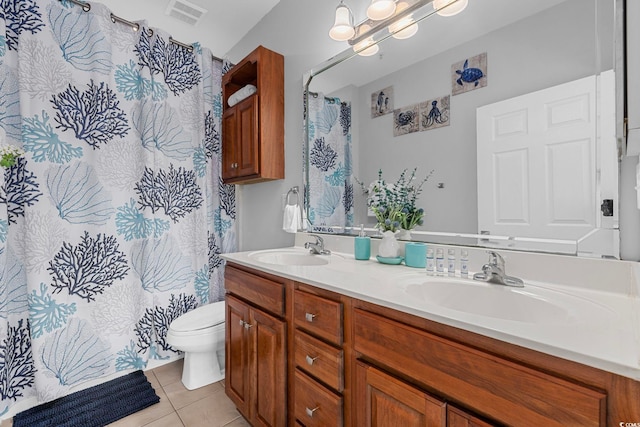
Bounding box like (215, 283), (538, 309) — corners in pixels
(393, 104), (420, 137)
(452, 52), (487, 95)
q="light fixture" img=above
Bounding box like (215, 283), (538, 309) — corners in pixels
(433, 0), (468, 17)
(366, 0), (396, 21)
(352, 24), (379, 56)
(329, 1), (355, 41)
(328, 0), (467, 53)
(388, 1), (418, 39)
(353, 38), (380, 56)
(389, 16), (418, 39)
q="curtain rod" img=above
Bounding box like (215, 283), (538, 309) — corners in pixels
(62, 0), (223, 63)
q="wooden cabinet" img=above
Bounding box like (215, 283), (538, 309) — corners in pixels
(353, 307), (606, 427)
(224, 262), (640, 427)
(225, 266), (287, 427)
(447, 406), (496, 427)
(222, 96), (259, 179)
(355, 361), (446, 427)
(221, 45), (284, 184)
(292, 288), (346, 426)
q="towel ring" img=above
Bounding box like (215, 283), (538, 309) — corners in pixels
(286, 186), (299, 206)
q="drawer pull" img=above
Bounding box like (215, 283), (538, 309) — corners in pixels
(305, 355), (318, 366)
(305, 406), (319, 417)
(305, 312), (317, 322)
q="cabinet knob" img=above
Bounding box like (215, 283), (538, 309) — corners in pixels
(244, 322), (253, 330)
(305, 312), (317, 322)
(239, 319), (245, 327)
(305, 355), (318, 366)
(305, 406), (319, 418)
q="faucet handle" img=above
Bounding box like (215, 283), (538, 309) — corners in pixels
(486, 251), (504, 268)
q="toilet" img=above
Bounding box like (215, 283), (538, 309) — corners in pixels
(166, 301), (226, 390)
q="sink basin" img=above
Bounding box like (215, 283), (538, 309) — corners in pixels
(248, 249), (331, 266)
(403, 278), (607, 323)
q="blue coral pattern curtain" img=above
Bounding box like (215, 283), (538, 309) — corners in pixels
(305, 94), (353, 232)
(0, 0), (236, 414)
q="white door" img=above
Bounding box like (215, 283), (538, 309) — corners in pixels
(477, 74), (616, 242)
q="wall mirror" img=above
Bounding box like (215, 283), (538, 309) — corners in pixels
(304, 0), (621, 258)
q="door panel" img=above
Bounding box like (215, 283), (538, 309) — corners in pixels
(355, 361), (446, 427)
(226, 295), (250, 416)
(252, 307), (287, 427)
(477, 75), (600, 241)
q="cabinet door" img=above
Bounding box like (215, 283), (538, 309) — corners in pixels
(251, 307), (287, 427)
(355, 361), (446, 427)
(447, 406), (497, 427)
(226, 295), (250, 417)
(222, 106), (239, 179)
(236, 95), (260, 178)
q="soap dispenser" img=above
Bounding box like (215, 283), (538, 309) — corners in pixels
(354, 224), (371, 260)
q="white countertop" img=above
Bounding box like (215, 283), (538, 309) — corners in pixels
(222, 242), (640, 381)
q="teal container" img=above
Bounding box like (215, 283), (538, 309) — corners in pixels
(354, 236), (371, 260)
(405, 242), (427, 268)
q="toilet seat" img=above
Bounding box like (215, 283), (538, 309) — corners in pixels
(170, 302), (225, 333)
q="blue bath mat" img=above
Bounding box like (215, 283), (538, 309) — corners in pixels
(13, 370), (160, 427)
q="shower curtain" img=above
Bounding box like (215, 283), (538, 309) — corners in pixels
(305, 93), (353, 232)
(0, 0), (236, 414)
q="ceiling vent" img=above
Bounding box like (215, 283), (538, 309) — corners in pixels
(165, 0), (207, 26)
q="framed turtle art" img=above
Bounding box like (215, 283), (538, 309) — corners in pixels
(452, 52), (488, 95)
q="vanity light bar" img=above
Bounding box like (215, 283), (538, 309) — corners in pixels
(349, 0), (433, 46)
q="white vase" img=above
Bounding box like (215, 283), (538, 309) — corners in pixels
(378, 230), (400, 258)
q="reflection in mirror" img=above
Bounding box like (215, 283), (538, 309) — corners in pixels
(304, 0), (619, 258)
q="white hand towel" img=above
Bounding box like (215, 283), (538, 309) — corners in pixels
(283, 204), (300, 233)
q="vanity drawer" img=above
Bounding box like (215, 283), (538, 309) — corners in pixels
(294, 290), (343, 345)
(294, 330), (344, 392)
(294, 369), (343, 427)
(353, 309), (606, 427)
(225, 265), (285, 316)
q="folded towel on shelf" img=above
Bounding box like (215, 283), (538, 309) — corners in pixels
(228, 84), (257, 107)
(283, 204), (301, 233)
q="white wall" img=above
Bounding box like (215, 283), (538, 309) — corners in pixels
(225, 0), (350, 251)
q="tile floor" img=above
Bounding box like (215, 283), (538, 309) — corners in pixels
(3, 359), (249, 427)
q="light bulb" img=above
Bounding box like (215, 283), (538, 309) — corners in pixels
(389, 16), (418, 39)
(329, 2), (355, 41)
(366, 0), (396, 21)
(434, 0), (468, 17)
(353, 38), (379, 56)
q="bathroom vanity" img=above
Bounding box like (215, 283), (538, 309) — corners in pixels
(222, 240), (640, 427)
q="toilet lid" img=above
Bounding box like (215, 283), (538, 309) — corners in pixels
(170, 302), (225, 332)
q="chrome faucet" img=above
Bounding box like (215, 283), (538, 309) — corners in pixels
(304, 234), (331, 255)
(473, 251), (524, 287)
